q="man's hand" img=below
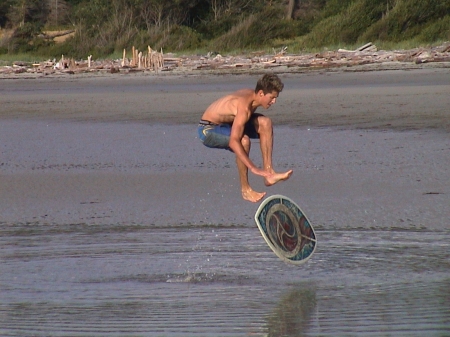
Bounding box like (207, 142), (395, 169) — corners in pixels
(250, 166), (271, 177)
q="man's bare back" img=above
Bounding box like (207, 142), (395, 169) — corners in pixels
(201, 89), (255, 125)
(198, 74), (292, 202)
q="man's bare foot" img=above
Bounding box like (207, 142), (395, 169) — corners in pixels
(242, 189), (266, 203)
(264, 169), (293, 186)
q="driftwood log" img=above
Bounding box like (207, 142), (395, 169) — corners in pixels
(1, 43), (449, 76)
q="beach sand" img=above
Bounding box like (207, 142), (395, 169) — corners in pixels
(1, 68), (449, 230)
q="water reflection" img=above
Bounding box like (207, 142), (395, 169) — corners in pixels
(267, 287), (316, 337)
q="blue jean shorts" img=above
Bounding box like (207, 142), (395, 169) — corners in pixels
(197, 117), (259, 150)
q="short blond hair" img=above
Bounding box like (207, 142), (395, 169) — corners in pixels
(255, 74), (284, 94)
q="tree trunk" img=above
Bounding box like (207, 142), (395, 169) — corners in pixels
(286, 0), (296, 20)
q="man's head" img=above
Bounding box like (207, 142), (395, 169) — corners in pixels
(255, 74), (284, 109)
(255, 74), (284, 95)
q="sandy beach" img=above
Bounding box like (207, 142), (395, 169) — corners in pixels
(1, 67), (449, 336)
(1, 67), (449, 227)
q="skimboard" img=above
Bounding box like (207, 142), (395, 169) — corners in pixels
(255, 194), (317, 265)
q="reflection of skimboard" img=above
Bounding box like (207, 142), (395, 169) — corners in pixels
(255, 194), (317, 265)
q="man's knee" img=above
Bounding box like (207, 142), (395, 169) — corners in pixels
(241, 135), (251, 149)
(257, 116), (273, 132)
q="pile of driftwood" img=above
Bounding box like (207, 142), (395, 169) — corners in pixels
(0, 45), (164, 75)
(189, 42), (450, 71)
(120, 46), (164, 71)
(1, 42), (449, 76)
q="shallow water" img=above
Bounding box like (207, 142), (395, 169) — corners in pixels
(1, 222), (449, 337)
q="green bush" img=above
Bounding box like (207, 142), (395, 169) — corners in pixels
(319, 0), (355, 20)
(298, 0), (386, 48)
(194, 16), (241, 40)
(210, 14), (257, 51)
(155, 25), (203, 52)
(416, 15), (450, 42)
(40, 38), (80, 59)
(361, 0), (450, 42)
(210, 7), (299, 52)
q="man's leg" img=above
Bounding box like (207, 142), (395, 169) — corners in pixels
(236, 135), (266, 202)
(253, 115), (293, 186)
(254, 115), (274, 172)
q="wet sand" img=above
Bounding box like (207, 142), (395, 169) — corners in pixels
(1, 68), (450, 130)
(1, 68), (450, 336)
(1, 68), (449, 228)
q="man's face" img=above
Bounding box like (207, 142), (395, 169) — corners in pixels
(260, 90), (279, 109)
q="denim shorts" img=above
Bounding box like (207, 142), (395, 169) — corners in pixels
(197, 117), (259, 150)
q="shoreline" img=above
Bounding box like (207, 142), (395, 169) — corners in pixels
(1, 59), (449, 80)
(1, 42), (449, 79)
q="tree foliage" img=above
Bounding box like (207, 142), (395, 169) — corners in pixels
(0, 0), (449, 57)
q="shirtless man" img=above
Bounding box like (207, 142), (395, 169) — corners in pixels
(197, 74), (293, 202)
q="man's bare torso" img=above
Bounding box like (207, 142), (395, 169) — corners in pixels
(201, 89), (256, 124)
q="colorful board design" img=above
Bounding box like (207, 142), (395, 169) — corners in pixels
(255, 194), (317, 265)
